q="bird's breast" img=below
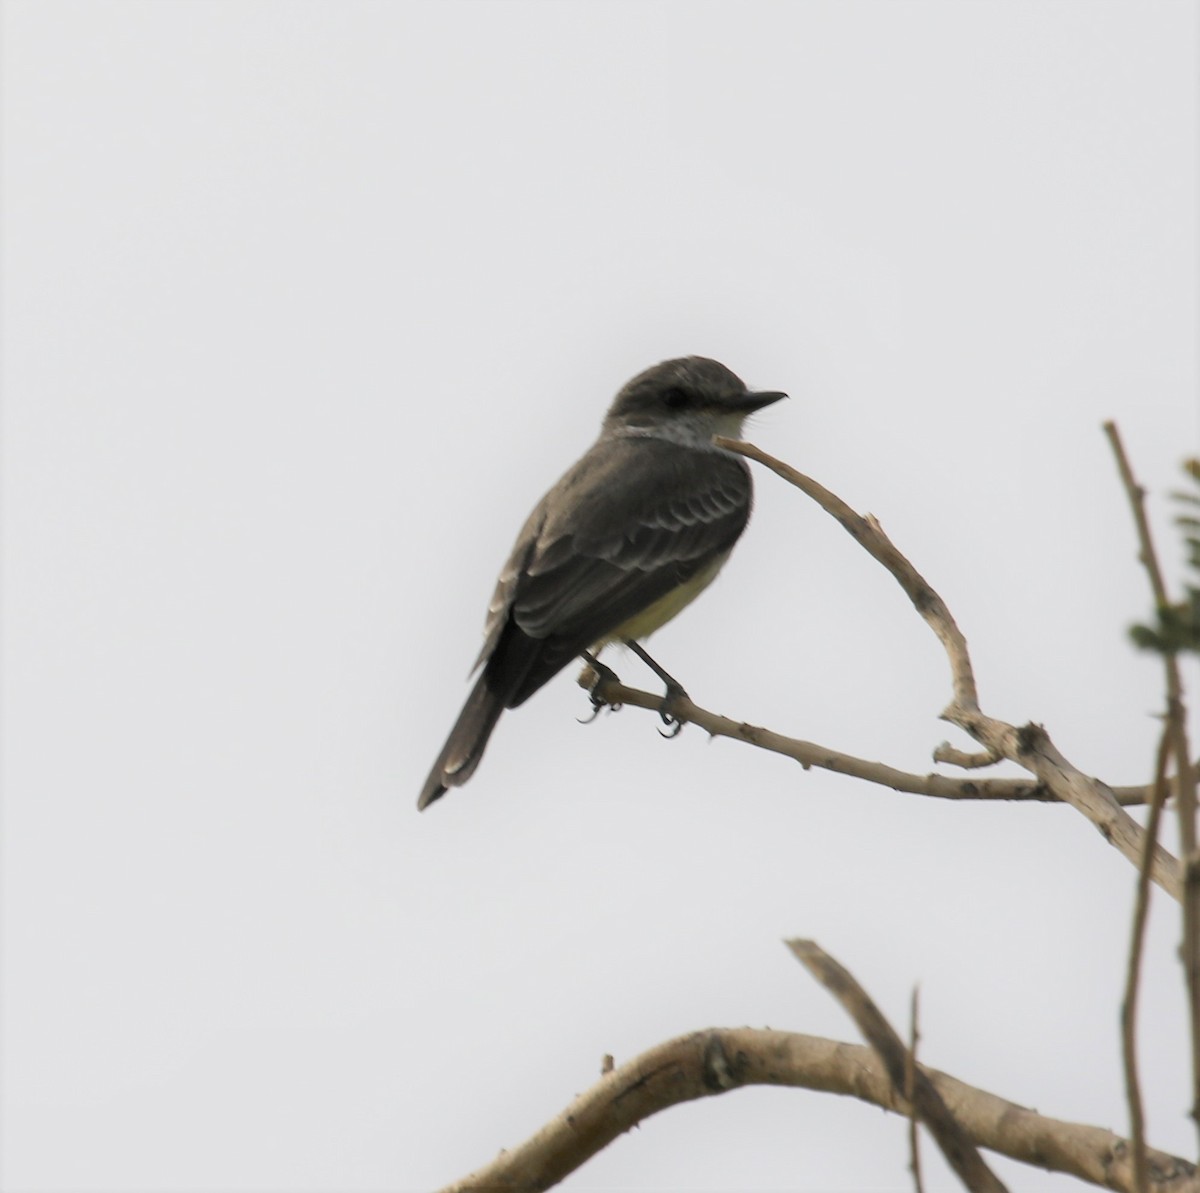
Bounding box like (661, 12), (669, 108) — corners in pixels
(597, 549), (733, 645)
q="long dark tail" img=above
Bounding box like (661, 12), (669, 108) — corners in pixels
(417, 671), (507, 810)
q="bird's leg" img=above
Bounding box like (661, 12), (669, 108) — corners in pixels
(623, 640), (689, 738)
(578, 650), (622, 722)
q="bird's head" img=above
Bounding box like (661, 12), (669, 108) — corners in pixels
(602, 356), (786, 446)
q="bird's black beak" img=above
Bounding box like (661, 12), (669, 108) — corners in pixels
(737, 390), (788, 413)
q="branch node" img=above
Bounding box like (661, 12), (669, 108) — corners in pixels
(702, 1035), (742, 1092)
(1015, 723), (1049, 757)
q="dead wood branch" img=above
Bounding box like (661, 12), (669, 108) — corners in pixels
(908, 985), (925, 1193)
(437, 1027), (1198, 1193)
(1104, 421), (1200, 1145)
(1123, 729), (1174, 1192)
(707, 437), (1183, 901)
(578, 669), (1180, 808)
(787, 938), (1007, 1193)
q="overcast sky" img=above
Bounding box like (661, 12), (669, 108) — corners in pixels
(3, 2), (1198, 1190)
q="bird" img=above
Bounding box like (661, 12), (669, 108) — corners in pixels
(418, 355), (786, 810)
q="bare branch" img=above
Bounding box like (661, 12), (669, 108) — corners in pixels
(909, 986), (925, 1193)
(1124, 728), (1173, 1193)
(436, 1027), (1199, 1193)
(712, 437), (1183, 901)
(985, 720), (1182, 901)
(714, 437), (980, 713)
(1104, 421), (1181, 618)
(578, 670), (1174, 807)
(1167, 698), (1200, 1145)
(1104, 422), (1200, 1139)
(934, 743), (1003, 769)
(787, 939), (1008, 1193)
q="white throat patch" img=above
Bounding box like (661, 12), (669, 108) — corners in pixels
(609, 412), (748, 452)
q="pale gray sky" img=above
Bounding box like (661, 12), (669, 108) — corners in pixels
(3, 2), (1197, 1189)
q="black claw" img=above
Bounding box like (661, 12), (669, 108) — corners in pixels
(579, 651), (622, 723)
(657, 679), (688, 738)
(622, 641), (691, 741)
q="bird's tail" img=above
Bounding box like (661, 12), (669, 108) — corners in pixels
(417, 670), (507, 811)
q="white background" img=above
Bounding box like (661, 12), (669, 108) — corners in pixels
(3, 2), (1197, 1190)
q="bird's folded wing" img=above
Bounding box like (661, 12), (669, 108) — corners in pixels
(474, 439), (753, 702)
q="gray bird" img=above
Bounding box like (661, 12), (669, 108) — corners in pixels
(418, 356), (785, 809)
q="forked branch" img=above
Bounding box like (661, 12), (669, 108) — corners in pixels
(683, 437), (1185, 899)
(787, 939), (1007, 1193)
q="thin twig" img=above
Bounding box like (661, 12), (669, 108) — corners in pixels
(1104, 422), (1200, 1143)
(1104, 421), (1181, 621)
(934, 743), (1003, 769)
(1124, 727), (1174, 1193)
(909, 985), (925, 1193)
(1168, 696), (1200, 1148)
(786, 939), (1008, 1193)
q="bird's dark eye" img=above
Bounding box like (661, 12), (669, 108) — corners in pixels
(662, 386), (691, 409)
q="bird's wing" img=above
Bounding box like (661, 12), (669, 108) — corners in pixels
(476, 436), (753, 706)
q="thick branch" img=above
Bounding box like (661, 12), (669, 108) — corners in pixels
(437, 1027), (1198, 1193)
(960, 717), (1182, 901)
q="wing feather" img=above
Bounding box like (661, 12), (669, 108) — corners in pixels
(475, 436), (753, 707)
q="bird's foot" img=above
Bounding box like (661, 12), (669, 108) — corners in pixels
(623, 640), (690, 738)
(655, 678), (689, 738)
(578, 651), (622, 722)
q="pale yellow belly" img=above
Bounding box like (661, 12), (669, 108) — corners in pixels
(597, 551), (731, 645)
